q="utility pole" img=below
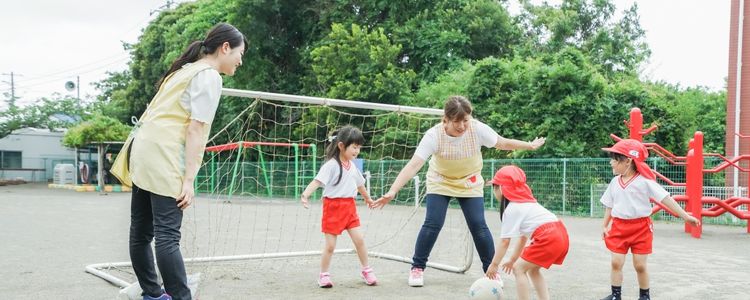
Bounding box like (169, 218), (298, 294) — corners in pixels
(150, 0), (176, 15)
(1, 72), (18, 109)
(77, 75), (80, 105)
(9, 72), (14, 101)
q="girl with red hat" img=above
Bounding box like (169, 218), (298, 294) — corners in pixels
(600, 139), (700, 300)
(485, 165), (569, 300)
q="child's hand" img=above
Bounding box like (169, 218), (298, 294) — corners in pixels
(301, 194), (310, 209)
(364, 197), (374, 207)
(371, 191), (395, 209)
(485, 263), (500, 279)
(602, 226), (609, 240)
(500, 259), (515, 274)
(684, 215), (701, 226)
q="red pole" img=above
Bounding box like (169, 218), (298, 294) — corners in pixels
(629, 108), (644, 141)
(686, 132), (704, 238)
(747, 138), (750, 234)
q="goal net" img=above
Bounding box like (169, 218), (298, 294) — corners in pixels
(87, 89), (476, 298)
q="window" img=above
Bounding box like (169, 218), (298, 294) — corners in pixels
(0, 151), (21, 168)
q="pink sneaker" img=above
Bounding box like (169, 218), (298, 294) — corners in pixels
(318, 272), (333, 288)
(361, 266), (377, 286)
(408, 267), (424, 287)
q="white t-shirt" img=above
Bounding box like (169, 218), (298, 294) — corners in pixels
(177, 65), (223, 124)
(500, 202), (558, 238)
(315, 159), (366, 198)
(600, 174), (670, 219)
(414, 119), (499, 160)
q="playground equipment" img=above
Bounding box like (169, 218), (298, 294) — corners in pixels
(610, 108), (750, 238)
(202, 141), (317, 199)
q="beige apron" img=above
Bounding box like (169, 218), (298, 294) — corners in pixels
(425, 120), (485, 198)
(111, 62), (214, 198)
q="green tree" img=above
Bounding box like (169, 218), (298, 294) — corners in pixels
(0, 94), (84, 139)
(395, 0), (521, 83)
(61, 114), (131, 148)
(91, 70), (131, 122)
(519, 0), (650, 76)
(116, 0), (231, 121)
(468, 49), (621, 158)
(91, 0), (727, 162)
(308, 23), (415, 103)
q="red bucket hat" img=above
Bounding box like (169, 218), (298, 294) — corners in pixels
(489, 165), (537, 203)
(601, 139), (655, 180)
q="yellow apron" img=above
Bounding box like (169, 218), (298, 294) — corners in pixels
(111, 62), (214, 198)
(425, 120), (484, 198)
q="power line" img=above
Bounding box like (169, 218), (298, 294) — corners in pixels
(17, 1), (168, 84)
(14, 57), (129, 90)
(17, 53), (129, 85)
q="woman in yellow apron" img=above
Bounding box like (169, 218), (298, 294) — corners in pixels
(371, 96), (545, 287)
(111, 23), (246, 300)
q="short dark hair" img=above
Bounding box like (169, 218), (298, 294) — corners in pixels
(608, 152), (637, 172)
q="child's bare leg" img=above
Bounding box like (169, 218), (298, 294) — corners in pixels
(518, 258), (548, 300)
(512, 261), (533, 300)
(632, 254), (649, 289)
(610, 253), (626, 286)
(321, 233), (337, 272)
(347, 227), (369, 267)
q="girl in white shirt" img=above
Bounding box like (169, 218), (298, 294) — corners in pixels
(600, 139), (700, 300)
(485, 165), (569, 300)
(300, 125), (377, 288)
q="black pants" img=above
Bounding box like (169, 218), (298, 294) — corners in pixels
(129, 184), (191, 299)
(412, 194), (495, 272)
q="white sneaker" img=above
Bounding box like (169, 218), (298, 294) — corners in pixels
(408, 267), (424, 287)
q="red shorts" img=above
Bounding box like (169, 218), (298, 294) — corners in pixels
(321, 197), (360, 235)
(521, 221), (569, 269)
(605, 217), (653, 254)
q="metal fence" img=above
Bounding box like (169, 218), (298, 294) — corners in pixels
(195, 157), (749, 226)
(0, 156), (75, 182)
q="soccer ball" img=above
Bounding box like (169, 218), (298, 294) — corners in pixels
(468, 276), (504, 300)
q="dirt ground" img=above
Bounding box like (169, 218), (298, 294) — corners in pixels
(1, 183), (749, 299)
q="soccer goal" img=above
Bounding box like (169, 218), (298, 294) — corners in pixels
(86, 89), (476, 297)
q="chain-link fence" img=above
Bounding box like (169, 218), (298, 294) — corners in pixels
(195, 156), (749, 226)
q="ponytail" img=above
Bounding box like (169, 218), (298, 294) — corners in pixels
(498, 194), (510, 221)
(156, 41), (204, 90)
(324, 125), (365, 185)
(155, 23), (247, 90)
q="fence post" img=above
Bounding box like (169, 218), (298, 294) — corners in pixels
(590, 184), (594, 217)
(562, 158), (568, 214)
(490, 160), (495, 209)
(413, 176), (420, 208)
(380, 160), (385, 197)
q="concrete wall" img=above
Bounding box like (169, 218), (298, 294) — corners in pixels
(0, 128), (75, 182)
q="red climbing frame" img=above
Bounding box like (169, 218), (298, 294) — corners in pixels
(610, 108), (750, 238)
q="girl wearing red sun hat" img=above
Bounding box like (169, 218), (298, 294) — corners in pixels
(599, 139), (700, 300)
(485, 165), (569, 300)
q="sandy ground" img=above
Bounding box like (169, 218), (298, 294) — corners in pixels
(1, 183), (749, 299)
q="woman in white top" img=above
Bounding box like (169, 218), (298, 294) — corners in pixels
(112, 23), (246, 300)
(371, 96), (545, 287)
